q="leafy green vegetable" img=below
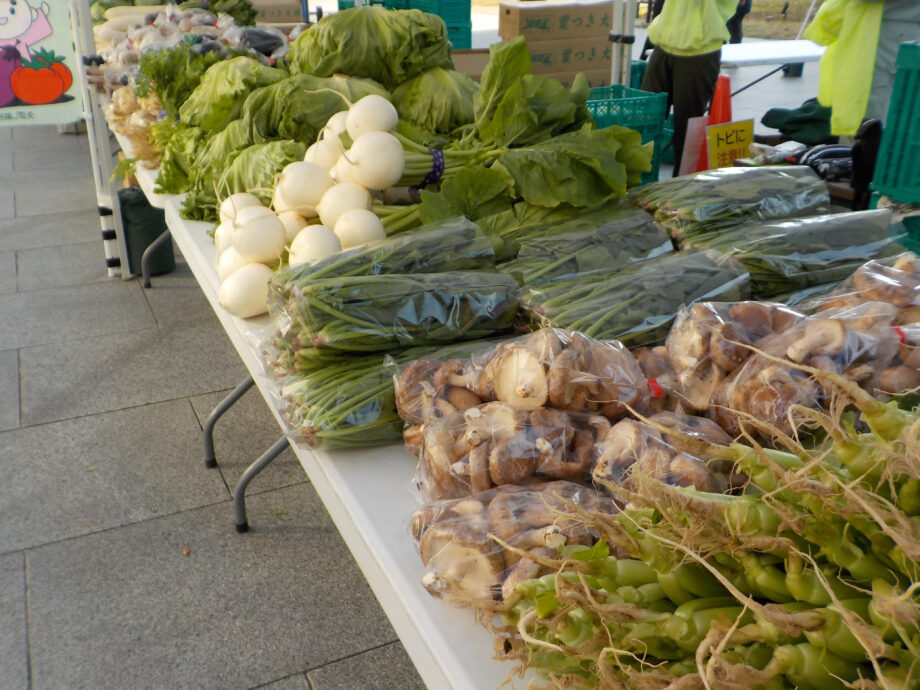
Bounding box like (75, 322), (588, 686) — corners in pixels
(135, 44), (226, 119)
(494, 124), (650, 208)
(473, 37), (532, 135)
(181, 139), (306, 221)
(177, 0), (256, 25)
(241, 73), (389, 144)
(178, 56), (287, 132)
(154, 125), (206, 194)
(683, 210), (905, 298)
(418, 167), (516, 225)
(393, 67), (478, 135)
(287, 6), (453, 90)
(188, 119), (253, 195)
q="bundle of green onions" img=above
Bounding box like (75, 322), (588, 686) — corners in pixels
(487, 358), (920, 689)
(520, 250), (749, 346)
(277, 339), (504, 448)
(269, 271), (519, 354)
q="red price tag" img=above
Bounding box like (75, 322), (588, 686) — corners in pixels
(647, 378), (664, 399)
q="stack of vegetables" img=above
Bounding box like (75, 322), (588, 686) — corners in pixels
(394, 256), (920, 688)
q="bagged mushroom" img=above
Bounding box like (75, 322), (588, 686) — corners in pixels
(411, 482), (617, 608)
(593, 411), (741, 494)
(412, 401), (613, 501)
(709, 300), (901, 436)
(665, 301), (804, 413)
(393, 328), (651, 430)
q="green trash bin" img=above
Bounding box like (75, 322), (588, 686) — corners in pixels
(118, 187), (175, 277)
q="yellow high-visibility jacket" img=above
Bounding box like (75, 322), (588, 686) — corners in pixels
(804, 0), (884, 135)
(647, 0), (739, 56)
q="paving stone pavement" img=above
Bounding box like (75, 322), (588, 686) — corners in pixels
(0, 124), (426, 689)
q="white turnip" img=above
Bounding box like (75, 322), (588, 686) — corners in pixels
(218, 193), (262, 226)
(316, 182), (373, 228)
(214, 222), (232, 257)
(305, 138), (343, 172)
(333, 209), (386, 249)
(342, 131), (405, 190)
(232, 206), (285, 265)
(278, 211), (309, 244)
(288, 225), (341, 266)
(346, 94), (398, 140)
(274, 161), (334, 217)
(218, 263), (274, 318)
(217, 246), (247, 281)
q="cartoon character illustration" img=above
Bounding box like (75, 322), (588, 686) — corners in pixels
(0, 0), (53, 60)
(0, 1), (73, 108)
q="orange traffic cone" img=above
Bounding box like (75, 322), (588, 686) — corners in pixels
(695, 75), (733, 172)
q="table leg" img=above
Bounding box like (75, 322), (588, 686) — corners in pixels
(141, 229), (172, 288)
(234, 435), (290, 533)
(204, 376), (255, 468)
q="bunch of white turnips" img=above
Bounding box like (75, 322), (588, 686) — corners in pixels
(213, 95), (407, 319)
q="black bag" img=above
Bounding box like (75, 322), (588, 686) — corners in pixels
(118, 187), (175, 277)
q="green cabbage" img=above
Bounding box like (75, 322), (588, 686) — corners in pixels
(178, 57), (287, 132)
(241, 73), (390, 143)
(154, 125), (206, 195)
(393, 67), (478, 134)
(287, 6), (452, 89)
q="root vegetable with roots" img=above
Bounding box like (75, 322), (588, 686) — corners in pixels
(466, 358), (920, 689)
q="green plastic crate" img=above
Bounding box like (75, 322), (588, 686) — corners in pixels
(336, 0), (387, 10)
(873, 42), (920, 204)
(630, 59), (647, 89)
(446, 22), (472, 49)
(410, 0), (470, 25)
(587, 84), (668, 184)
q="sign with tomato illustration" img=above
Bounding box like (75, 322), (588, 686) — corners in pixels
(0, 0), (83, 125)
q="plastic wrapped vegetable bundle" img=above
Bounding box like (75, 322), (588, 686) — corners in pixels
(287, 6), (452, 90)
(665, 301), (805, 413)
(709, 300), (901, 436)
(393, 329), (649, 428)
(520, 250), (750, 347)
(178, 56), (287, 132)
(684, 209), (905, 299)
(269, 271), (519, 354)
(814, 252), (920, 323)
(499, 209), (672, 286)
(271, 217), (497, 288)
(275, 339), (505, 448)
(630, 165), (830, 243)
(411, 482), (618, 608)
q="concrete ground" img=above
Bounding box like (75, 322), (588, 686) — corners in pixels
(0, 25), (820, 690)
(0, 125), (426, 689)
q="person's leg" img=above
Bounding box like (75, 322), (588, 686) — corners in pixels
(640, 47), (673, 109)
(670, 50), (721, 173)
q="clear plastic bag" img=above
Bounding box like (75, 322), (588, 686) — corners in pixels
(593, 412), (738, 494)
(683, 210), (904, 299)
(411, 482), (617, 607)
(709, 301), (901, 435)
(499, 210), (672, 287)
(665, 301), (804, 412)
(630, 165), (830, 243)
(268, 271), (519, 355)
(393, 329), (650, 427)
(412, 401), (612, 500)
(520, 250), (751, 347)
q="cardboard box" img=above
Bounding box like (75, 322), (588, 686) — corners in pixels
(499, 0), (614, 41)
(541, 68), (612, 88)
(251, 0), (304, 24)
(527, 35), (611, 74)
(451, 49), (491, 82)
